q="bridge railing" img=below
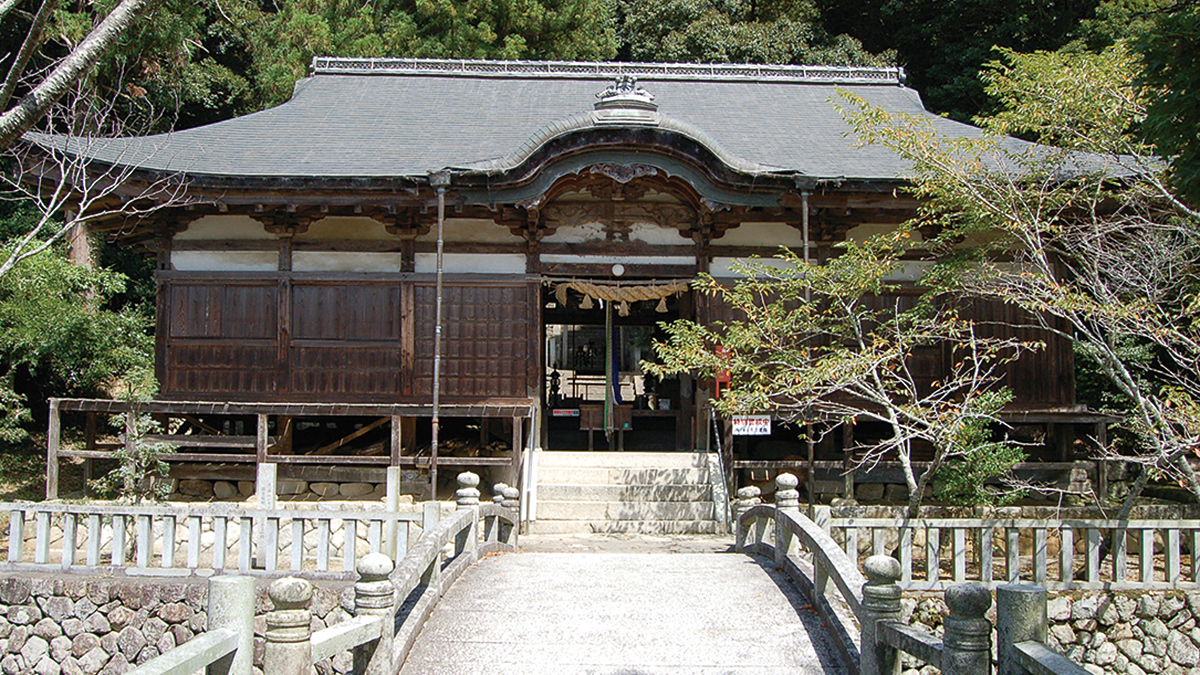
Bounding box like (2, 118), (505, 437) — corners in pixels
(124, 473), (518, 675)
(734, 474), (1089, 675)
(0, 500), (435, 577)
(827, 514), (1200, 590)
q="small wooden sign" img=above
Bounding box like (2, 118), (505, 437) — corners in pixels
(731, 415), (771, 435)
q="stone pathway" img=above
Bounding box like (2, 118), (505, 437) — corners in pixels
(399, 550), (849, 675)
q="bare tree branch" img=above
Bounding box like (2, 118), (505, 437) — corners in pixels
(0, 0), (153, 151)
(0, 0), (59, 112)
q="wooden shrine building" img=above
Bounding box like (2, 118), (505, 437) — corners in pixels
(31, 59), (1107, 504)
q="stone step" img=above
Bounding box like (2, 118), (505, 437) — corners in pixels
(536, 483), (712, 502)
(537, 451), (709, 469)
(535, 500), (714, 521)
(527, 519), (722, 535)
(535, 467), (708, 486)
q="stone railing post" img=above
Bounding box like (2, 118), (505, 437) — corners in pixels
(492, 483), (508, 505)
(943, 582), (993, 675)
(501, 486), (520, 545)
(207, 575), (256, 675)
(812, 505), (832, 596)
(455, 472), (480, 557)
(997, 584), (1045, 675)
(353, 553), (398, 675)
(860, 555), (902, 675)
(264, 577), (314, 675)
(774, 473), (800, 566)
(733, 486), (761, 551)
(456, 472), (481, 509)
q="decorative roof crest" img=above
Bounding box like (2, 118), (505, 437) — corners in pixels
(595, 75), (657, 112)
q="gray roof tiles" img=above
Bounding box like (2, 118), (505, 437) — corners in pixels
(28, 58), (1029, 183)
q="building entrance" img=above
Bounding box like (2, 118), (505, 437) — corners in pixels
(542, 281), (692, 451)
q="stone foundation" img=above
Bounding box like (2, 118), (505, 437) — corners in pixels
(0, 575), (352, 675)
(899, 589), (1200, 675)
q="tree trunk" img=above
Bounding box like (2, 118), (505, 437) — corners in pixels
(0, 0), (152, 151)
(0, 0), (60, 112)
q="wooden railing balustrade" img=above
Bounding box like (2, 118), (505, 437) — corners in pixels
(1, 500), (437, 577)
(126, 473), (518, 675)
(825, 513), (1200, 590)
(735, 474), (1089, 675)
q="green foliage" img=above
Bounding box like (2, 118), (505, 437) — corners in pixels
(88, 414), (174, 504)
(1136, 1), (1200, 205)
(813, 0), (1106, 120)
(0, 209), (154, 445)
(618, 0), (889, 65)
(250, 0), (618, 105)
(841, 41), (1200, 513)
(44, 0), (262, 131)
(932, 416), (1027, 506)
(648, 229), (1033, 512)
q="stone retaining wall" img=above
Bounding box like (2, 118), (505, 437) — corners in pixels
(900, 589), (1200, 675)
(0, 575), (352, 675)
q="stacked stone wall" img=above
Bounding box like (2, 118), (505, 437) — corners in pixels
(0, 576), (354, 675)
(900, 589), (1200, 675)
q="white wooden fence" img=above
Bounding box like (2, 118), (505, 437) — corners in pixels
(1, 501), (439, 577)
(825, 510), (1200, 590)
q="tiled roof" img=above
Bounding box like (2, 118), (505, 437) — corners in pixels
(27, 58), (1028, 183)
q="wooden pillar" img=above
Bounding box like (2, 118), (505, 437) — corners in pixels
(46, 399), (61, 500)
(843, 421), (856, 501)
(511, 415), (523, 487)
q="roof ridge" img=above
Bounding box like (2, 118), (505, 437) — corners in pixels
(309, 57), (906, 85)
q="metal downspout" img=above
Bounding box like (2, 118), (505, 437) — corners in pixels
(430, 174), (449, 497)
(802, 190), (816, 511)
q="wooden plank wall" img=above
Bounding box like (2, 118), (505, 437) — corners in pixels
(160, 276), (536, 403)
(698, 290), (1074, 409)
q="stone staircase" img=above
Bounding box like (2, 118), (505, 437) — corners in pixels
(529, 451), (726, 534)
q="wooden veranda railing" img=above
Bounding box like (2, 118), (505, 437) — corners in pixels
(45, 397), (536, 503)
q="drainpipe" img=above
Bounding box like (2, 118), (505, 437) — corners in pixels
(430, 172), (450, 498)
(802, 190), (816, 511)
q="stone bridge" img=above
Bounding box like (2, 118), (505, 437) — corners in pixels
(400, 547), (848, 675)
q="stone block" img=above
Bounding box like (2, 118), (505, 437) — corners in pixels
(97, 653), (129, 675)
(98, 632), (117, 657)
(49, 636), (71, 662)
(20, 635), (48, 663)
(32, 619), (61, 640)
(81, 613), (110, 635)
(7, 626), (27, 654)
(0, 580), (31, 607)
(1095, 642), (1119, 665)
(34, 655), (60, 675)
(178, 480), (213, 497)
(1164, 595), (1188, 616)
(169, 625), (192, 645)
(1115, 595), (1139, 623)
(884, 484), (908, 502)
(77, 648), (108, 675)
(1147, 619), (1171, 639)
(1051, 624), (1077, 645)
(85, 582), (109, 607)
(1119, 638), (1145, 659)
(157, 603), (190, 624)
(1140, 595), (1163, 618)
(71, 634), (99, 658)
(278, 480), (308, 495)
(143, 618), (168, 646)
(213, 481), (238, 500)
(338, 483), (373, 498)
(73, 598), (97, 622)
(7, 605), (39, 626)
(61, 619), (82, 639)
(238, 481), (255, 496)
(1170, 632), (1200, 666)
(855, 483), (885, 502)
(310, 483), (340, 497)
(0, 654), (23, 675)
(114, 627), (145, 660)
